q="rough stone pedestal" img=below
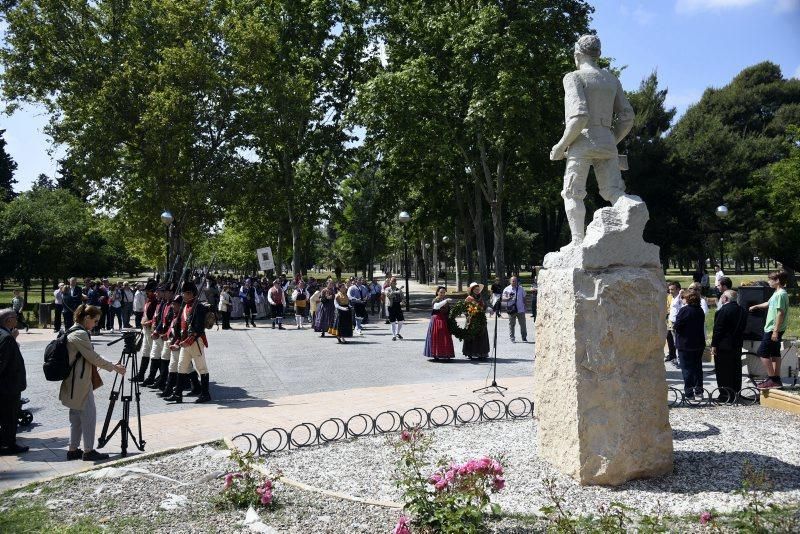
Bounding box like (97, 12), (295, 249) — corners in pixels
(533, 198), (673, 486)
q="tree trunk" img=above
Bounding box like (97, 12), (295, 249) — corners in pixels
(41, 277), (46, 302)
(276, 232), (283, 277)
(455, 184), (474, 283)
(454, 222), (462, 292)
(471, 176), (488, 283)
(432, 228), (439, 285)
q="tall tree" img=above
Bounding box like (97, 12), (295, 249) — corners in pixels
(667, 62), (800, 270)
(224, 0), (372, 276)
(617, 71), (677, 267)
(0, 129), (17, 202)
(356, 0), (592, 282)
(1, 0), (243, 267)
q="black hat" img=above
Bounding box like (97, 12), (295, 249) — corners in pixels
(144, 280), (157, 292)
(181, 281), (198, 295)
(156, 283), (169, 292)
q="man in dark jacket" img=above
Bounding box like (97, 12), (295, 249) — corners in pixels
(0, 309), (29, 455)
(711, 290), (748, 401)
(673, 290), (707, 399)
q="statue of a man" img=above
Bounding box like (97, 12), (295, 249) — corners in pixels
(550, 34), (635, 245)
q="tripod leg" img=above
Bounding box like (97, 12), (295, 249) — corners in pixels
(98, 374), (122, 446)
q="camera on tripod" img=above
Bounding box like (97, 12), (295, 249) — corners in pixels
(107, 329), (143, 354)
(98, 329), (146, 456)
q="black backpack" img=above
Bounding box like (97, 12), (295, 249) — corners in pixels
(43, 327), (82, 382)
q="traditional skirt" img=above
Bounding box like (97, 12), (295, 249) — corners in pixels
(423, 311), (455, 359)
(461, 320), (490, 358)
(328, 307), (353, 338)
(314, 300), (335, 332)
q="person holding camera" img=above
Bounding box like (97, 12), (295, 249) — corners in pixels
(62, 304), (126, 461)
(502, 276), (527, 343)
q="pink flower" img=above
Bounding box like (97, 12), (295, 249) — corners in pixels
(400, 430), (412, 442)
(223, 473), (234, 489)
(259, 489), (273, 505)
(393, 515), (411, 534)
(700, 511), (712, 525)
(492, 476), (506, 491)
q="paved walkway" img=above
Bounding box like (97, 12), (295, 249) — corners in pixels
(0, 376), (534, 491)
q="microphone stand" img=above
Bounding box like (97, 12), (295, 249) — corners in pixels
(474, 296), (507, 396)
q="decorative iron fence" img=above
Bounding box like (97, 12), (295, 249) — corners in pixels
(231, 397), (534, 455)
(230, 389), (762, 456)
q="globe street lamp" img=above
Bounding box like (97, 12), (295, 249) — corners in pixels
(398, 211), (411, 311)
(715, 205), (729, 270)
(160, 210), (174, 277)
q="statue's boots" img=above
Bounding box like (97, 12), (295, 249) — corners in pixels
(153, 360), (169, 390)
(132, 357), (149, 382)
(141, 359), (160, 387)
(187, 371), (202, 396)
(159, 372), (177, 398)
(165, 374), (186, 403)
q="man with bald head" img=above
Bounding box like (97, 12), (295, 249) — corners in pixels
(550, 34), (635, 245)
(710, 290), (748, 401)
(0, 309), (28, 455)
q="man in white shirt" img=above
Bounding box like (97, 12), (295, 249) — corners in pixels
(666, 281), (683, 363)
(53, 283), (65, 332)
(714, 265), (725, 296)
(133, 283), (146, 328)
(502, 276), (527, 343)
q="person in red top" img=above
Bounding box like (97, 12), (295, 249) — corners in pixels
(267, 280), (285, 330)
(133, 280), (158, 383)
(166, 281), (210, 404)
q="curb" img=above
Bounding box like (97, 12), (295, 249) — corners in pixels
(2, 437), (223, 493)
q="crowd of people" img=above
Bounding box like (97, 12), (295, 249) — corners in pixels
(0, 267), (792, 460)
(666, 269), (791, 400)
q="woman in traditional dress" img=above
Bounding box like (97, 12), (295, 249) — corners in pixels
(462, 282), (490, 359)
(327, 283), (353, 344)
(314, 280), (336, 337)
(424, 286), (455, 360)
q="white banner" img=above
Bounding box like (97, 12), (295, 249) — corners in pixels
(256, 247), (275, 271)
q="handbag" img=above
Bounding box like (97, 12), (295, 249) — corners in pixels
(91, 365), (103, 390)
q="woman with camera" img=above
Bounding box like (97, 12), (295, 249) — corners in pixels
(61, 304), (126, 461)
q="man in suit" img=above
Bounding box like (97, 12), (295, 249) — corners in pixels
(0, 308), (28, 455)
(710, 290), (748, 402)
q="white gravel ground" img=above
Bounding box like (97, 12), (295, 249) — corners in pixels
(2, 405), (798, 533)
(265, 405), (800, 517)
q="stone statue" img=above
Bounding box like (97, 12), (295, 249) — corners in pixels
(533, 34), (673, 486)
(550, 34), (635, 246)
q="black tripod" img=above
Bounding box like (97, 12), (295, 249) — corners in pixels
(474, 296), (507, 396)
(98, 330), (146, 456)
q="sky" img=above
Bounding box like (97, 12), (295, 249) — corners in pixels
(1, 0), (799, 193)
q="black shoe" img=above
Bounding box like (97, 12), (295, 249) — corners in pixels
(166, 374), (187, 403)
(278, 325), (285, 330)
(194, 374), (211, 403)
(159, 372), (177, 397)
(384, 320), (390, 324)
(397, 334), (403, 340)
(0, 444), (30, 455)
(82, 450), (109, 461)
(133, 357), (150, 382)
(664, 355), (675, 362)
(66, 448), (84, 460)
(188, 371), (202, 396)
